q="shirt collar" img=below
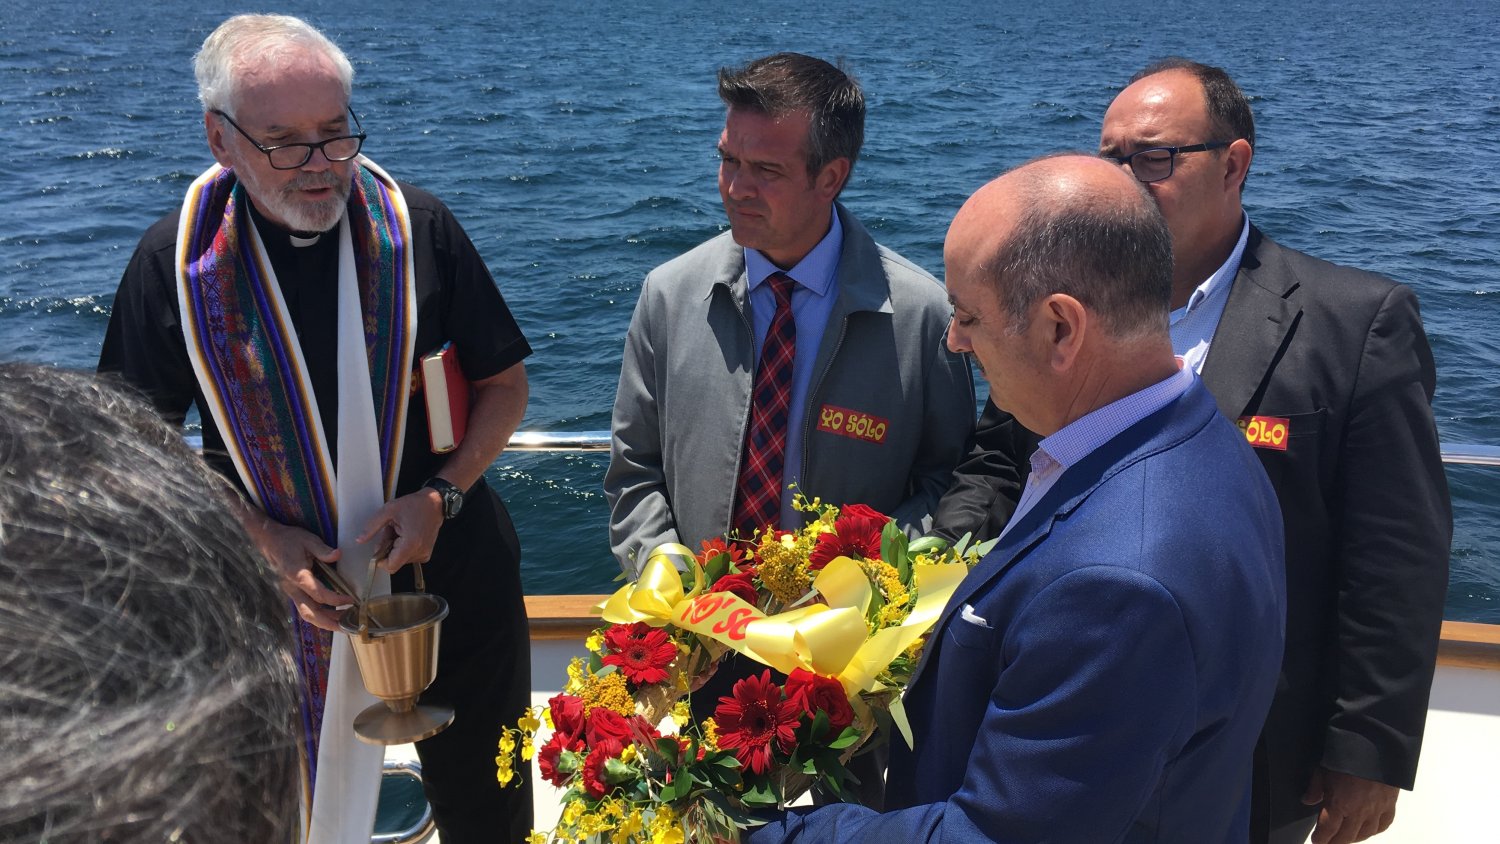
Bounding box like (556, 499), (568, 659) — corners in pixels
(1035, 363), (1196, 472)
(744, 205), (843, 296)
(1172, 213), (1251, 319)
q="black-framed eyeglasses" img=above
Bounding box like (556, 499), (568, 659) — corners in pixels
(212, 107), (366, 170)
(1102, 141), (1230, 183)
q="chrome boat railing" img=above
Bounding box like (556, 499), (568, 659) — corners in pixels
(511, 431), (1500, 467)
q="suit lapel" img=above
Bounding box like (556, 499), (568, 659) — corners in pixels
(907, 383), (1219, 691)
(1201, 227), (1300, 420)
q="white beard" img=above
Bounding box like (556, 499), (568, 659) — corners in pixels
(240, 167), (352, 233)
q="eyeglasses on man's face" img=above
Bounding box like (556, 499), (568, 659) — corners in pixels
(213, 108), (366, 170)
(1102, 141), (1230, 183)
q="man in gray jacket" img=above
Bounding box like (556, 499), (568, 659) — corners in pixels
(605, 52), (973, 573)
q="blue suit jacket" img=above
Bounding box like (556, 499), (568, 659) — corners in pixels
(748, 379), (1287, 843)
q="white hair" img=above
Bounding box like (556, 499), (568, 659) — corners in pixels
(194, 13), (354, 115)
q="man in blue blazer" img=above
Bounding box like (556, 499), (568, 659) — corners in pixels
(748, 155), (1286, 843)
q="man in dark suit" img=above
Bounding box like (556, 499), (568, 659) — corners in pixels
(749, 154), (1287, 843)
(935, 59), (1452, 844)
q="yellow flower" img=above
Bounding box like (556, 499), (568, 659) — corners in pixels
(586, 631), (606, 654)
(521, 734), (536, 761)
(613, 809), (645, 842)
(496, 749), (515, 786)
(519, 706), (542, 734)
(670, 700), (691, 728)
(620, 744), (638, 764)
(701, 717), (720, 751)
(562, 799), (586, 826)
(526, 832), (547, 844)
(565, 657), (587, 695)
(755, 536), (812, 604)
(648, 805), (683, 844)
(584, 670), (635, 717)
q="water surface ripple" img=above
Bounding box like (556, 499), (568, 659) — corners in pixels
(3, 0), (1496, 620)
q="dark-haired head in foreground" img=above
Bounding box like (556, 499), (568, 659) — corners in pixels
(0, 363), (300, 843)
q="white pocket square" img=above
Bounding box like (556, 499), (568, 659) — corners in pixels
(960, 603), (991, 628)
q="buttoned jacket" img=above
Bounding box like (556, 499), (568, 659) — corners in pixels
(748, 378), (1287, 843)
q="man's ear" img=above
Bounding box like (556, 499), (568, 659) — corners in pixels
(1040, 293), (1088, 371)
(205, 112), (235, 168)
(1223, 138), (1253, 193)
(814, 157), (852, 201)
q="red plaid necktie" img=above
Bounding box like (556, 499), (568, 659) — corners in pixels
(733, 271), (798, 537)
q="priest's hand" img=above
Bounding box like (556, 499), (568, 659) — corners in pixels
(358, 490), (443, 574)
(242, 514), (351, 632)
(1303, 768), (1399, 844)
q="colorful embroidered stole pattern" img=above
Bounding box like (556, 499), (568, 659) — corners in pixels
(175, 159), (416, 790)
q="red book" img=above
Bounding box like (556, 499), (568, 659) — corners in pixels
(420, 344), (469, 454)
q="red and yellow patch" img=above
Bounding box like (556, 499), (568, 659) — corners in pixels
(817, 404), (889, 445)
(1237, 415), (1290, 451)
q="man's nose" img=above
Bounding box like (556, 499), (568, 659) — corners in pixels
(724, 168), (756, 200)
(945, 318), (969, 354)
(300, 147), (335, 172)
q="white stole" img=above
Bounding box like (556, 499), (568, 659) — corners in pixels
(308, 217), (394, 844)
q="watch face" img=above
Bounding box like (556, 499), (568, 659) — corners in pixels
(444, 486), (463, 518)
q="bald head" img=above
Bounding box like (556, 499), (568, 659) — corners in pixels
(944, 155), (1177, 434)
(947, 154), (1173, 340)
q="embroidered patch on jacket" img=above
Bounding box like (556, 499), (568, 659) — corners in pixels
(817, 404), (889, 444)
(1237, 415), (1289, 451)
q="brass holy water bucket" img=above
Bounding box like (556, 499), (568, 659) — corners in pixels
(339, 591), (453, 745)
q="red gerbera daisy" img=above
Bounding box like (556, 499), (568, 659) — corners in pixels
(713, 669), (802, 775)
(601, 622), (677, 685)
(808, 503), (889, 570)
(698, 536), (747, 568)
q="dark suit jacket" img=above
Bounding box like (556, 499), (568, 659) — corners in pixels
(750, 379), (1287, 844)
(1205, 228), (1450, 834)
(931, 227), (1452, 836)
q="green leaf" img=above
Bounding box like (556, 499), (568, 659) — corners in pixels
(603, 756), (636, 783)
(828, 726), (860, 750)
(882, 521), (911, 582)
(952, 530), (974, 557)
(889, 697), (915, 749)
(740, 780), (778, 807)
(973, 535), (1000, 558)
(587, 651), (604, 672)
(705, 551), (730, 586)
(906, 535), (947, 556)
(659, 774), (690, 802)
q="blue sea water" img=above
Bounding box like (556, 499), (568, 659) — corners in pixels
(2, 0), (1497, 620)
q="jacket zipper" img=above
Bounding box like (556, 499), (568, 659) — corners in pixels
(800, 316), (850, 493)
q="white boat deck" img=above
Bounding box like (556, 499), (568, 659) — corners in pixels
(460, 598), (1500, 844)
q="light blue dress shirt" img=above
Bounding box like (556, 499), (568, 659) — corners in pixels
(1171, 214), (1250, 373)
(1001, 364), (1196, 541)
(743, 205), (843, 528)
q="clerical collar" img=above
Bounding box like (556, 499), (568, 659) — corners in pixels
(244, 195), (333, 248)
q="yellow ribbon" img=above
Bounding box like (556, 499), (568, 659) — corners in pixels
(598, 545), (970, 694)
(599, 543), (698, 626)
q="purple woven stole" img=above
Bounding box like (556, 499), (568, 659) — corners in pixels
(177, 161), (413, 790)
